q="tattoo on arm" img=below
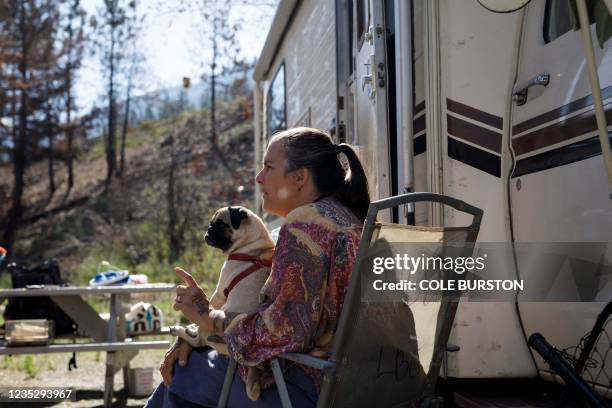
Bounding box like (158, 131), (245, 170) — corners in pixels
(193, 293), (210, 316)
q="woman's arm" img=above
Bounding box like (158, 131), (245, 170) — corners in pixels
(209, 309), (241, 336)
(173, 268), (242, 337)
(173, 267), (213, 330)
(222, 220), (330, 366)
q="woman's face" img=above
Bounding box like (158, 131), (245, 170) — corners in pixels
(256, 140), (298, 217)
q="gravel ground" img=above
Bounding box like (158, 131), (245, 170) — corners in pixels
(0, 348), (168, 407)
(0, 288), (186, 407)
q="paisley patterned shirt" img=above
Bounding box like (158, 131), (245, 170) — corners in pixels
(223, 196), (363, 391)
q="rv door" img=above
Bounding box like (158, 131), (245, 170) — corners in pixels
(510, 0), (612, 390)
(353, 0), (392, 220)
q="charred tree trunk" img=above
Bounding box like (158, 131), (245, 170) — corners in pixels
(105, 1), (117, 186)
(207, 23), (231, 172)
(210, 32), (217, 146)
(65, 40), (74, 192)
(46, 100), (55, 196)
(4, 3), (28, 252)
(5, 102), (27, 251)
(119, 76), (131, 177)
(66, 109), (74, 192)
(47, 132), (55, 195)
(167, 133), (179, 262)
(65, 0), (81, 194)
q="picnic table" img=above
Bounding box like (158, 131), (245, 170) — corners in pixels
(0, 284), (176, 407)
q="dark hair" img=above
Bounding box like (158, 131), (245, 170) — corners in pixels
(270, 127), (371, 221)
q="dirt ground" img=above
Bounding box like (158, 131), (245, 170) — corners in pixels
(0, 291), (185, 407)
(0, 348), (168, 407)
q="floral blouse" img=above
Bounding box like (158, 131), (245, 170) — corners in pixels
(224, 196), (363, 390)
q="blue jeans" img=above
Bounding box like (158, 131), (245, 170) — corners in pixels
(145, 348), (318, 408)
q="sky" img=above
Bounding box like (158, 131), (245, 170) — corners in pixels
(76, 0), (277, 112)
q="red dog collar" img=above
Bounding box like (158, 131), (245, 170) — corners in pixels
(224, 253), (272, 298)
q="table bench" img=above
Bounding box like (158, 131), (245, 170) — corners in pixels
(0, 284), (176, 407)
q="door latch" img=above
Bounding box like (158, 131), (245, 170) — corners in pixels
(362, 53), (377, 100)
(376, 62), (385, 88)
(364, 25), (374, 45)
(513, 73), (550, 106)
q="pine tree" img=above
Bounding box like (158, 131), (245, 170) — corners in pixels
(93, 0), (130, 186)
(118, 0), (144, 178)
(60, 0), (86, 194)
(0, 0), (69, 251)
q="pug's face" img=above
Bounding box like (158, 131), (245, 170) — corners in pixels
(204, 206), (249, 252)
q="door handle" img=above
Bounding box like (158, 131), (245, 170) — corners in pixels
(513, 73), (550, 106)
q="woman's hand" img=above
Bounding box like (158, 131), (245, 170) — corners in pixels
(160, 338), (192, 386)
(173, 267), (213, 332)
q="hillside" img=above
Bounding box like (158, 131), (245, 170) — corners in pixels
(0, 95), (256, 291)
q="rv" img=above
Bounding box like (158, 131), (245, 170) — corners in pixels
(252, 0), (612, 402)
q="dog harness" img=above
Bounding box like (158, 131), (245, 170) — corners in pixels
(224, 253), (273, 298)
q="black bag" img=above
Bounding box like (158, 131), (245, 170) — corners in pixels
(3, 260), (77, 335)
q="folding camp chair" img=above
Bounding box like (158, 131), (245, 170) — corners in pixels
(217, 192), (483, 408)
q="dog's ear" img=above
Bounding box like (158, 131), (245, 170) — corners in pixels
(229, 206), (248, 230)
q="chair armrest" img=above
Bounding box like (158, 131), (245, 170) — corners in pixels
(277, 352), (335, 371)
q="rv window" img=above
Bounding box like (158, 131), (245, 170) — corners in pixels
(544, 0), (595, 43)
(267, 63), (286, 137)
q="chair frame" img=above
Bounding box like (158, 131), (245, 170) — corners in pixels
(217, 193), (483, 408)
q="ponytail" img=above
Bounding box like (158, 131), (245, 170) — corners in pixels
(335, 143), (370, 221)
(272, 127), (371, 222)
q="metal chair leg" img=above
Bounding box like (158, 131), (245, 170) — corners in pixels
(217, 357), (237, 408)
(271, 358), (293, 408)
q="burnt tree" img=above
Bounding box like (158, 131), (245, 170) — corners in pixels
(0, 0), (67, 251)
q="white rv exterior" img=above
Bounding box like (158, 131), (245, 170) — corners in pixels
(253, 0), (612, 398)
(253, 0), (338, 226)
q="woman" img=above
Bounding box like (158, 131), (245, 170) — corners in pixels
(146, 127), (370, 407)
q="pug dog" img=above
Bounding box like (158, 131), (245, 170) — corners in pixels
(170, 206), (274, 401)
